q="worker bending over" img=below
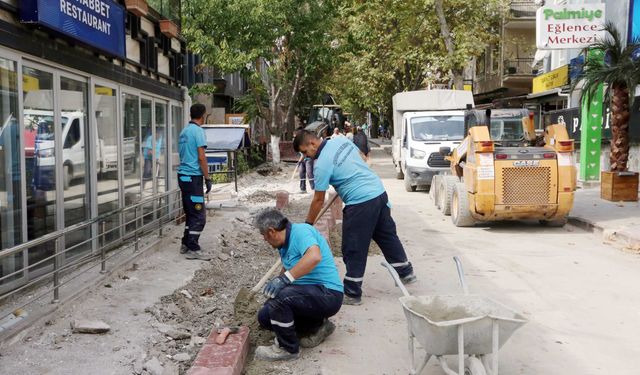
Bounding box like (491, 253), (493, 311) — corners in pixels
(294, 130), (416, 305)
(254, 209), (343, 361)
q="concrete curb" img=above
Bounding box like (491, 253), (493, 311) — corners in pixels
(187, 326), (250, 375)
(568, 216), (640, 246)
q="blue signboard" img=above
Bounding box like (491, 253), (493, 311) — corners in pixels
(20, 0), (126, 58)
(631, 0), (640, 41)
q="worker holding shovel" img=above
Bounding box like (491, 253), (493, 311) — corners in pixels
(253, 209), (343, 361)
(294, 130), (416, 306)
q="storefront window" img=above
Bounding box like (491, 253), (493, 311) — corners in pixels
(0, 57), (24, 284)
(23, 66), (56, 270)
(94, 85), (119, 244)
(123, 94), (141, 231)
(61, 76), (91, 259)
(141, 98), (154, 223)
(155, 102), (167, 194)
(171, 105), (183, 189)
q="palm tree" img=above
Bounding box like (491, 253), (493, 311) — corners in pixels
(577, 22), (640, 172)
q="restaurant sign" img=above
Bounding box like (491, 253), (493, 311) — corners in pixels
(536, 4), (606, 50)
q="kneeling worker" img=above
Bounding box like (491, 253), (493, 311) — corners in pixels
(254, 209), (343, 361)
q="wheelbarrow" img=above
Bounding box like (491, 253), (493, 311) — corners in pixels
(381, 257), (527, 375)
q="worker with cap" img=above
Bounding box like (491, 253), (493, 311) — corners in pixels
(293, 130), (416, 306)
(254, 208), (343, 361)
(177, 103), (212, 260)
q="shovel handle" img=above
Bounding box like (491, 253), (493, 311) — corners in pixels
(251, 193), (340, 293)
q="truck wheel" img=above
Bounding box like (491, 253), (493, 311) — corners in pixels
(63, 164), (71, 190)
(539, 217), (568, 227)
(439, 176), (459, 216)
(404, 174), (416, 192)
(431, 175), (442, 204)
(452, 183), (475, 227)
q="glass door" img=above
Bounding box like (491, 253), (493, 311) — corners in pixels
(123, 92), (141, 232)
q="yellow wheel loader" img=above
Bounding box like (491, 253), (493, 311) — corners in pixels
(434, 108), (576, 227)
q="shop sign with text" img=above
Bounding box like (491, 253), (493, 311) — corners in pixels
(532, 65), (569, 94)
(536, 4), (605, 50)
(20, 0), (126, 58)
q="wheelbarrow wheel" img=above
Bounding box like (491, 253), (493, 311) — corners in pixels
(464, 356), (487, 375)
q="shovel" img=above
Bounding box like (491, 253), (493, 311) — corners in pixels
(233, 193), (340, 314)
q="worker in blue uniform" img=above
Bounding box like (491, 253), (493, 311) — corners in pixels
(177, 104), (212, 260)
(293, 130), (416, 305)
(254, 209), (343, 361)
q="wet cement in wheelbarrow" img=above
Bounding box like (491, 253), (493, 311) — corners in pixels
(408, 297), (474, 322)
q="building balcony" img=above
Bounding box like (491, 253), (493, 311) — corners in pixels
(503, 58), (536, 87)
(505, 0), (537, 29)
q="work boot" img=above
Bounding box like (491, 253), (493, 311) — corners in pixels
(342, 295), (362, 306)
(184, 250), (212, 261)
(254, 341), (299, 361)
(300, 320), (335, 348)
(179, 244), (188, 254)
(300, 189), (307, 194)
(400, 273), (417, 285)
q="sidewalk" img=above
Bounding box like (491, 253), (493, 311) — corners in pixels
(569, 187), (640, 248)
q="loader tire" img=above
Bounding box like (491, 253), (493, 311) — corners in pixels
(439, 175), (459, 216)
(404, 173), (416, 192)
(431, 175), (442, 205)
(539, 217), (568, 227)
(452, 183), (475, 227)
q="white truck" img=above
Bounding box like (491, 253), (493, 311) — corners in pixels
(26, 110), (135, 190)
(391, 89), (474, 192)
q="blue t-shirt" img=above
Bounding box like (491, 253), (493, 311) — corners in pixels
(313, 136), (385, 205)
(177, 123), (207, 176)
(279, 223), (343, 293)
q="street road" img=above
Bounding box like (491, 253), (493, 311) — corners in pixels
(288, 146), (640, 375)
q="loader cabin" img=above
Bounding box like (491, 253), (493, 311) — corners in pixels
(463, 109), (532, 147)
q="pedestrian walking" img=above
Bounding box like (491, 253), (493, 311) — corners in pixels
(293, 130), (416, 305)
(298, 152), (315, 193)
(177, 104), (212, 260)
(353, 126), (370, 159)
(254, 209), (343, 361)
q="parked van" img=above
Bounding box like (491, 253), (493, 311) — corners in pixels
(391, 90), (474, 192)
(26, 110), (135, 190)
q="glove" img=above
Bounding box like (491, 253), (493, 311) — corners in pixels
(262, 274), (292, 299)
(205, 178), (212, 194)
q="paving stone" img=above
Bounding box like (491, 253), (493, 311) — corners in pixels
(70, 320), (110, 334)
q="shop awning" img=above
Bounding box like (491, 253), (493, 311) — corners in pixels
(526, 88), (566, 100)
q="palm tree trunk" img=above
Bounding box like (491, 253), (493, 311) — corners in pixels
(610, 84), (631, 172)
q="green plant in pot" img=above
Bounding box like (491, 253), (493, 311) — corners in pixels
(576, 22), (640, 201)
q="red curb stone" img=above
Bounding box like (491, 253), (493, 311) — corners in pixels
(187, 326), (250, 375)
(275, 191), (289, 209)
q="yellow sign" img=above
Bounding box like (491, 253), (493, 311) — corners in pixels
(532, 65), (569, 94)
(95, 86), (114, 96)
(23, 75), (39, 91)
(463, 84), (473, 92)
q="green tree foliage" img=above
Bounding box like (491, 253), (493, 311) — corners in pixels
(182, 0), (339, 143)
(324, 0), (505, 124)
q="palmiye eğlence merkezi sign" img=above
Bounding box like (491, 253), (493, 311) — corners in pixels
(536, 4), (606, 50)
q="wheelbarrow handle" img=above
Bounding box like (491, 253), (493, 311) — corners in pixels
(453, 256), (469, 295)
(380, 261), (411, 297)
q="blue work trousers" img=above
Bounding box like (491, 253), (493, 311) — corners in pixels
(258, 284), (343, 354)
(178, 174), (206, 251)
(342, 192), (413, 298)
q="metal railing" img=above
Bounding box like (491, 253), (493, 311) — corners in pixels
(510, 0), (537, 18)
(504, 58), (535, 76)
(0, 189), (183, 323)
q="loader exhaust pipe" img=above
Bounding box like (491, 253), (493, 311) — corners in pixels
(485, 109), (492, 127)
